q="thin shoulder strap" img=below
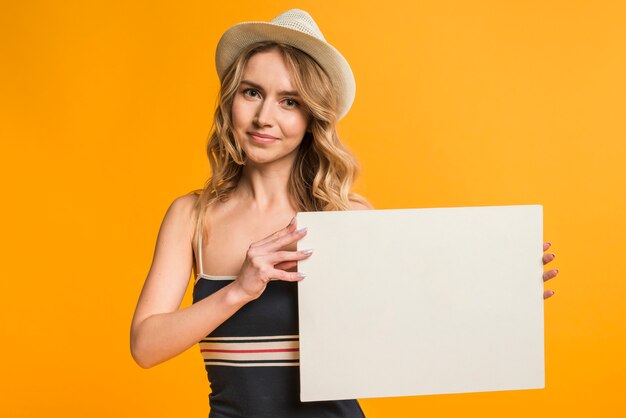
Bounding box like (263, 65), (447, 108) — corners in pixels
(196, 218), (204, 276)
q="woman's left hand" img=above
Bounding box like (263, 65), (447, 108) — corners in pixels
(542, 242), (559, 299)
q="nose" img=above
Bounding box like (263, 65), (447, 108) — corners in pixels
(254, 99), (274, 127)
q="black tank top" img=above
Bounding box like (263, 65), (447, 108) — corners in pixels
(193, 229), (365, 418)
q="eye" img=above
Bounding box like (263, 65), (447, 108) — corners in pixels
(242, 88), (261, 99)
(282, 98), (299, 108)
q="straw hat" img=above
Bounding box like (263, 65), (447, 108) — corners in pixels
(215, 9), (356, 120)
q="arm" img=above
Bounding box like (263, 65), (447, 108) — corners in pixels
(129, 195), (245, 368)
(130, 195), (312, 368)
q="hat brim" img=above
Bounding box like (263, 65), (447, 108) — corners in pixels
(216, 21), (355, 120)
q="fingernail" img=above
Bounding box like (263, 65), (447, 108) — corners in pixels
(546, 242), (552, 246)
(551, 253), (556, 259)
(302, 249), (314, 255)
(289, 216), (295, 226)
(297, 227), (307, 234)
(297, 272), (306, 278)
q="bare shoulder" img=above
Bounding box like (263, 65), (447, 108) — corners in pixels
(349, 194), (374, 210)
(161, 193), (200, 237)
(169, 192), (199, 212)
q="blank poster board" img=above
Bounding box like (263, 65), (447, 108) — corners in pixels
(297, 205), (544, 402)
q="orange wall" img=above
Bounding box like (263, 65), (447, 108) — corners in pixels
(1, 0), (625, 416)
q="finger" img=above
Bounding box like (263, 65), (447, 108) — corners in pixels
(543, 269), (559, 282)
(250, 217), (297, 248)
(268, 249), (313, 264)
(252, 217), (297, 248)
(543, 290), (555, 299)
(543, 242), (552, 252)
(264, 227), (308, 252)
(274, 260), (297, 271)
(543, 252), (555, 265)
(269, 269), (306, 282)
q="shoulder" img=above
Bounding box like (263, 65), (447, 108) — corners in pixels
(349, 194), (374, 210)
(160, 193), (200, 238)
(168, 192), (199, 214)
(165, 193), (199, 222)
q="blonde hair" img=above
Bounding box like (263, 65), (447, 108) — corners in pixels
(192, 41), (366, 240)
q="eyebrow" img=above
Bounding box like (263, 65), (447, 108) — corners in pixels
(240, 80), (300, 96)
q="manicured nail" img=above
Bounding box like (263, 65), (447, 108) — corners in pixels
(297, 272), (306, 278)
(302, 249), (314, 255)
(297, 227), (307, 234)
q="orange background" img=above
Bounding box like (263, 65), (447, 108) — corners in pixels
(1, 0), (625, 416)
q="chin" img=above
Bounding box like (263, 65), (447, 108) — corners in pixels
(244, 149), (299, 167)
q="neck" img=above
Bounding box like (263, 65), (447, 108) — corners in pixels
(235, 160), (295, 212)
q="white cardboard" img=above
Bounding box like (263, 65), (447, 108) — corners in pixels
(297, 205), (544, 401)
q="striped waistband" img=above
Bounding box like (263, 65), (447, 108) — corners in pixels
(199, 335), (300, 367)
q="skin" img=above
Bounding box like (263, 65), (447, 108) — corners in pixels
(130, 48), (558, 369)
(543, 242), (558, 299)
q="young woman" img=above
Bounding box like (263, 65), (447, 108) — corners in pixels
(130, 9), (559, 417)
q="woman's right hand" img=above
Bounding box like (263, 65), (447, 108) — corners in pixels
(231, 217), (313, 302)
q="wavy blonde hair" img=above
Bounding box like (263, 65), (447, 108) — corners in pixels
(192, 41), (366, 239)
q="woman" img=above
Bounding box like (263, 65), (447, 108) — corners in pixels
(130, 9), (558, 417)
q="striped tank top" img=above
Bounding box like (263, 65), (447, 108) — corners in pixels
(193, 229), (365, 418)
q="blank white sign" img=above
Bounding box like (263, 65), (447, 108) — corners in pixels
(297, 205), (544, 401)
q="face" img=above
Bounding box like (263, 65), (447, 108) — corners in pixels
(231, 49), (310, 167)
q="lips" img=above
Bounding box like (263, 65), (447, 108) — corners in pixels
(248, 131), (278, 144)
